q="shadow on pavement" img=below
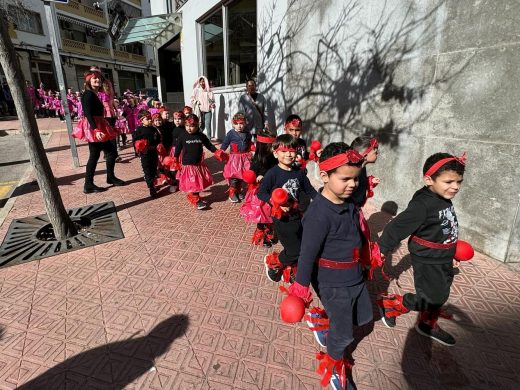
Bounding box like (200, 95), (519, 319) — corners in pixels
(17, 314), (189, 389)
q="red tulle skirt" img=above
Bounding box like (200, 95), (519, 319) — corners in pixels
(223, 153), (251, 182)
(72, 116), (117, 142)
(240, 186), (272, 224)
(178, 162), (213, 192)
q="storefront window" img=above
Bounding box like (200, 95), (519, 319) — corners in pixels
(201, 0), (256, 87)
(202, 9), (225, 87)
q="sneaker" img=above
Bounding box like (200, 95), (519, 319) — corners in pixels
(107, 177), (125, 186)
(264, 254), (282, 282)
(196, 200), (207, 210)
(379, 305), (396, 328)
(415, 322), (455, 346)
(169, 185), (178, 193)
(262, 237), (272, 248)
(306, 311), (327, 348)
(238, 192), (245, 201)
(229, 192), (240, 203)
(149, 186), (157, 198)
(83, 184), (107, 194)
(330, 367), (355, 390)
(115, 156), (122, 163)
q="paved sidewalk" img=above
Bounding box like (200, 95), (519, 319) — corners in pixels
(0, 129), (519, 389)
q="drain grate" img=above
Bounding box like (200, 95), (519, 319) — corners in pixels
(0, 201), (124, 268)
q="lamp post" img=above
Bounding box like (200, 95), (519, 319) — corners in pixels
(43, 0), (79, 168)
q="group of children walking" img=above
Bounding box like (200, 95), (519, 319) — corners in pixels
(113, 104), (467, 390)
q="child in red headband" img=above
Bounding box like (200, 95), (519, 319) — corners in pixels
(219, 112), (253, 202)
(133, 110), (162, 198)
(240, 129), (278, 247)
(350, 136), (380, 207)
(257, 134), (318, 283)
(377, 152), (466, 346)
(182, 105), (193, 117)
(173, 114), (228, 210)
(284, 114), (308, 169)
(287, 142), (368, 390)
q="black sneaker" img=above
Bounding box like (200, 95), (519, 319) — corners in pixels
(262, 237), (272, 248)
(238, 192), (245, 201)
(107, 177), (126, 186)
(83, 184), (106, 194)
(149, 186), (158, 198)
(379, 306), (396, 328)
(196, 200), (207, 210)
(415, 322), (455, 346)
(229, 193), (240, 203)
(264, 254), (282, 282)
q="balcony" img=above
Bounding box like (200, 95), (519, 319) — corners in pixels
(56, 0), (106, 25)
(62, 38), (112, 60)
(126, 0), (141, 7)
(114, 50), (146, 64)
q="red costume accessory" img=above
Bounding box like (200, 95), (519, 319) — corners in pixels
(135, 139), (149, 154)
(171, 158), (181, 171)
(319, 149), (363, 171)
(256, 135), (276, 144)
(156, 143), (167, 156)
(85, 71), (102, 82)
(284, 118), (302, 129)
(275, 146), (297, 152)
(362, 138), (378, 157)
(411, 235), (456, 249)
(358, 208), (387, 280)
(173, 111), (185, 119)
(304, 306), (329, 332)
(271, 188), (289, 218)
(279, 285), (305, 323)
(377, 294), (410, 317)
(242, 170), (257, 184)
(454, 240), (474, 261)
(232, 118), (247, 125)
(309, 140), (322, 161)
(424, 152), (467, 177)
(251, 227), (266, 245)
(187, 192), (200, 206)
(139, 112), (152, 121)
(185, 115), (199, 125)
(152, 113), (161, 121)
(214, 149), (229, 162)
(162, 156), (173, 169)
(287, 282), (313, 305)
(315, 352), (353, 389)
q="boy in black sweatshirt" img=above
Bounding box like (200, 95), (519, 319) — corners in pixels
(288, 142), (369, 390)
(133, 110), (162, 198)
(377, 152), (466, 346)
(258, 134), (317, 283)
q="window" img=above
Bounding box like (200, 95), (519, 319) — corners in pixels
(9, 6), (44, 35)
(200, 0), (256, 87)
(31, 61), (57, 91)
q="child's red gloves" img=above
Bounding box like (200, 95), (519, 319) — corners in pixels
(214, 149), (229, 162)
(156, 143), (168, 156)
(288, 282), (313, 306)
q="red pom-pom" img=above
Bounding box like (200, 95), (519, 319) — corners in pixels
(310, 140), (322, 151)
(157, 144), (167, 156)
(162, 156), (173, 168)
(280, 295), (305, 323)
(135, 139), (148, 154)
(454, 240), (474, 261)
(272, 188), (288, 205)
(242, 170), (257, 184)
(94, 129), (108, 142)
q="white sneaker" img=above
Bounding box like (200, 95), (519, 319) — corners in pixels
(169, 185), (178, 193)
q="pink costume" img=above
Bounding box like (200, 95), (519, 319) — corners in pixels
(240, 183), (272, 224)
(26, 85), (40, 110)
(115, 108), (131, 134)
(123, 105), (139, 132)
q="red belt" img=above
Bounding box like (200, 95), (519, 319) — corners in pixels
(318, 257), (360, 270)
(411, 235), (456, 249)
(230, 151), (249, 154)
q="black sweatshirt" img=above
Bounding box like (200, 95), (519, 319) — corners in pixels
(133, 125), (161, 150)
(378, 186), (459, 264)
(174, 131), (216, 165)
(158, 122), (174, 149)
(296, 193), (363, 288)
(351, 167), (368, 207)
(171, 126), (186, 149)
(257, 165), (318, 205)
(81, 89), (104, 129)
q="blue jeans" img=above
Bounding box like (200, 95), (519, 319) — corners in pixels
(200, 111), (213, 138)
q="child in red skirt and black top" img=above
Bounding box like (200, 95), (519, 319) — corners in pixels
(173, 114), (227, 210)
(219, 112), (253, 203)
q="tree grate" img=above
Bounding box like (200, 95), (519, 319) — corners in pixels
(0, 201), (124, 268)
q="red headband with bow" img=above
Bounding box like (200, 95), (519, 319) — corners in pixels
(185, 116), (199, 125)
(85, 71), (102, 82)
(319, 149), (364, 171)
(256, 135), (276, 144)
(362, 138), (379, 157)
(424, 153), (467, 177)
(284, 118), (302, 129)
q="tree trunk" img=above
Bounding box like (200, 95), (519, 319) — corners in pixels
(0, 17), (77, 239)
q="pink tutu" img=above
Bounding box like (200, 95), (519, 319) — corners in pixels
(115, 117), (131, 134)
(72, 116), (118, 143)
(223, 152), (251, 182)
(178, 162), (213, 192)
(240, 185), (272, 224)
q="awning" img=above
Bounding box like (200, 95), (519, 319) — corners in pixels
(117, 13), (182, 46)
(56, 14), (107, 32)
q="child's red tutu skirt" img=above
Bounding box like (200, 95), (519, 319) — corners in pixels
(72, 116), (117, 142)
(223, 152), (251, 182)
(178, 162), (213, 192)
(240, 186), (272, 224)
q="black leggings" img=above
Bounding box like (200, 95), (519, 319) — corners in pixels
(140, 150), (158, 187)
(85, 141), (117, 184)
(272, 216), (302, 266)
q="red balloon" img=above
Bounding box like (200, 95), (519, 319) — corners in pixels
(280, 295), (305, 323)
(272, 188), (288, 204)
(454, 240), (474, 261)
(310, 140), (322, 151)
(163, 156), (173, 168)
(242, 170), (257, 184)
(135, 139), (148, 154)
(94, 129), (108, 142)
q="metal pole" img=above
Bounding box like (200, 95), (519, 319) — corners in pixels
(43, 1), (80, 168)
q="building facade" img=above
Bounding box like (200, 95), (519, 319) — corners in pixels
(4, 0), (156, 95)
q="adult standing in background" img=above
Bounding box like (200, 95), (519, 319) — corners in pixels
(238, 79), (269, 138)
(190, 76), (215, 139)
